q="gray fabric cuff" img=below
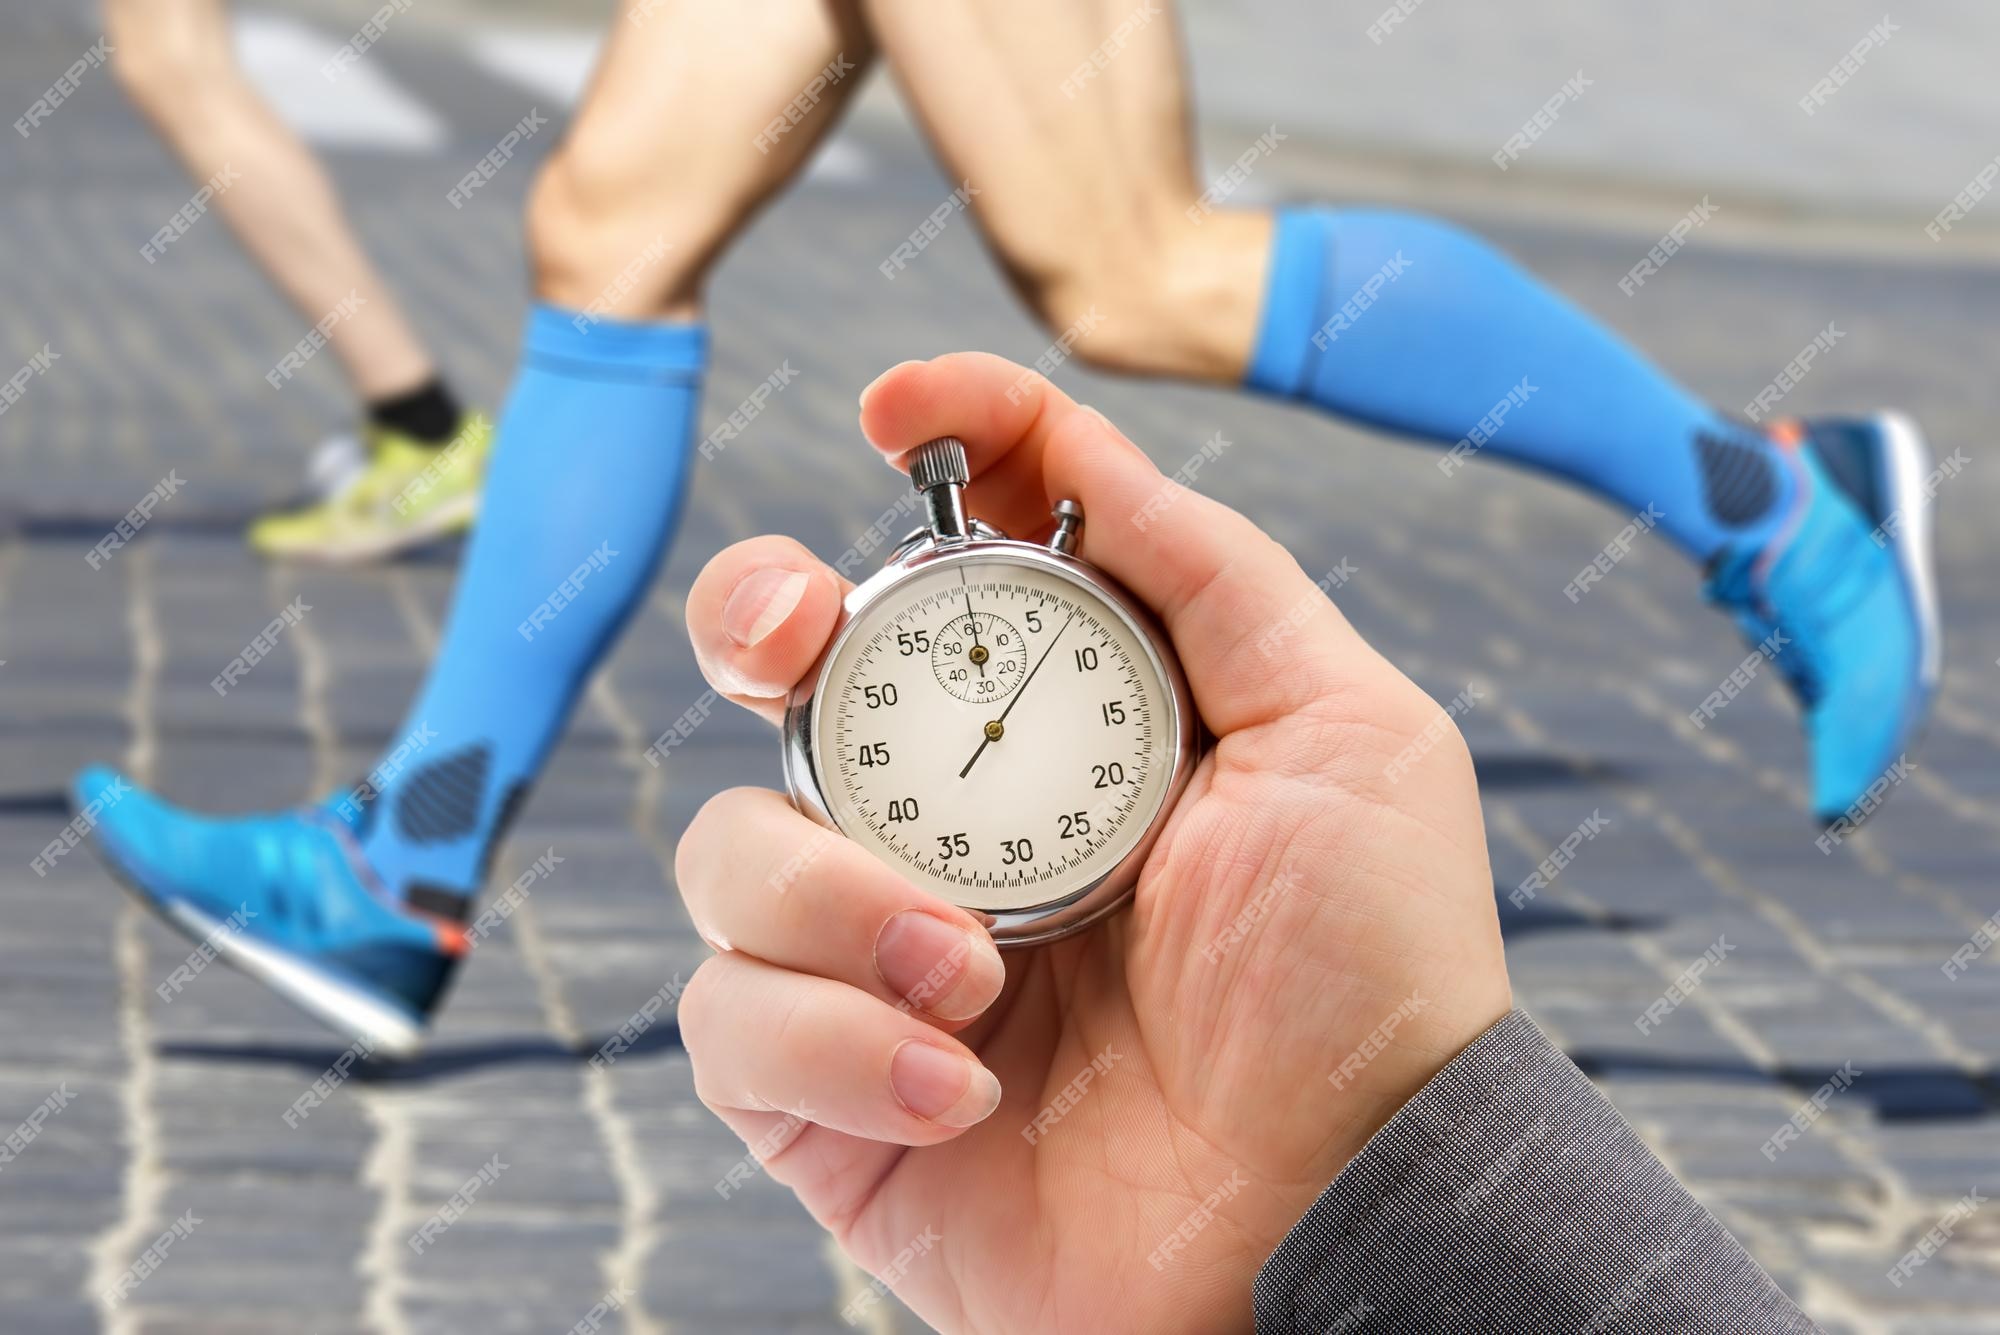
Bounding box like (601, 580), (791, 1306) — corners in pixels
(1253, 1009), (1818, 1333)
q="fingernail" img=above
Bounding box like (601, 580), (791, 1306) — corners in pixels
(875, 910), (1004, 1021)
(859, 359), (921, 408)
(1078, 406), (1145, 461)
(1080, 405), (1128, 442)
(722, 569), (810, 648)
(890, 1040), (1001, 1127)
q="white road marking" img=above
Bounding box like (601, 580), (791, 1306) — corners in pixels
(468, 28), (604, 106)
(804, 138), (871, 184)
(233, 11), (448, 153)
(469, 26), (871, 183)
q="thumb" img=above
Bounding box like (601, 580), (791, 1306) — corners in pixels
(1041, 405), (1386, 737)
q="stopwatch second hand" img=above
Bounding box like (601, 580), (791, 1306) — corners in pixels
(960, 573), (986, 678)
(962, 592), (986, 678)
(959, 611), (1075, 779)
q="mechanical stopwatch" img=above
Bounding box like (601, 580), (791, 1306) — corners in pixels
(783, 437), (1200, 946)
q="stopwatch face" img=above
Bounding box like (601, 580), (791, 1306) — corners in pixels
(808, 552), (1178, 916)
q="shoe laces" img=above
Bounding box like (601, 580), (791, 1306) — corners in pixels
(245, 821), (328, 935)
(1766, 605), (1826, 710)
(1707, 516), (1879, 714)
(241, 814), (386, 942)
(1704, 549), (1820, 706)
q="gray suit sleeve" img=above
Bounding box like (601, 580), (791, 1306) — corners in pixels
(1253, 1010), (1818, 1334)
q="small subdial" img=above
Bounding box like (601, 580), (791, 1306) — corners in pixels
(930, 610), (1027, 703)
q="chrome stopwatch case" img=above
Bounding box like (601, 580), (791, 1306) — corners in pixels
(783, 437), (1200, 947)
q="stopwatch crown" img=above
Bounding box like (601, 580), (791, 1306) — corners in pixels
(911, 437), (972, 541)
(909, 437), (970, 494)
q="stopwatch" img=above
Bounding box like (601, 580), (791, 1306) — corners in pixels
(783, 437), (1201, 947)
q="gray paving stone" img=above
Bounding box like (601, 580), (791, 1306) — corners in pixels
(0, 1299), (99, 1335)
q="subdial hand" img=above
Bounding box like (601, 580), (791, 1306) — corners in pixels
(962, 593), (987, 678)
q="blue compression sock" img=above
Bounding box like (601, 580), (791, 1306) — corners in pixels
(1246, 207), (1791, 560)
(348, 304), (705, 907)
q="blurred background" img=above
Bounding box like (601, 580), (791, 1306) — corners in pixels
(3, 0), (1997, 1330)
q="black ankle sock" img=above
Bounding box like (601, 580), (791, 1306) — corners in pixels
(368, 378), (464, 446)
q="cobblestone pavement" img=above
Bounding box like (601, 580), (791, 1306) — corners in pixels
(4, 3), (2000, 1332)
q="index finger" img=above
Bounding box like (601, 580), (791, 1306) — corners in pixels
(860, 352), (1077, 542)
(858, 353), (1401, 737)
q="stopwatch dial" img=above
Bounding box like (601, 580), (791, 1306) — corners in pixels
(816, 558), (1173, 913)
(930, 610), (1026, 703)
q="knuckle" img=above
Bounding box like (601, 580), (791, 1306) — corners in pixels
(680, 787), (760, 865)
(675, 958), (730, 1059)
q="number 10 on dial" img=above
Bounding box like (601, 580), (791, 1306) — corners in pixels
(783, 437), (1200, 947)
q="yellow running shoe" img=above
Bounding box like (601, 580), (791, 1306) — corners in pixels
(249, 415), (493, 564)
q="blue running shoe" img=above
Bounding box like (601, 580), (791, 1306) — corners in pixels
(1703, 414), (1940, 825)
(71, 766), (464, 1056)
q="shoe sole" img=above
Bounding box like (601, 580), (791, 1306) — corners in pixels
(1799, 411), (1942, 825)
(86, 828), (425, 1059)
(253, 492), (480, 568)
(1870, 411), (1943, 695)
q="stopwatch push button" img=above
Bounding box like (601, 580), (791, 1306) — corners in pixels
(1049, 500), (1083, 556)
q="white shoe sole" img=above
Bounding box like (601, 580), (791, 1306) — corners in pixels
(257, 492), (480, 568)
(161, 898), (425, 1059)
(1869, 411), (1943, 695)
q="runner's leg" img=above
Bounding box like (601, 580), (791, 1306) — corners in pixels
(75, 0), (877, 1051)
(865, 0), (1935, 824)
(863, 0), (1792, 561)
(354, 0), (875, 906)
(106, 0), (440, 402)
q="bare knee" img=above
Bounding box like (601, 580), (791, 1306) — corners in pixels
(1018, 274), (1127, 374)
(105, 0), (228, 127)
(527, 138), (722, 319)
(1009, 205), (1271, 384)
(999, 221), (1164, 378)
